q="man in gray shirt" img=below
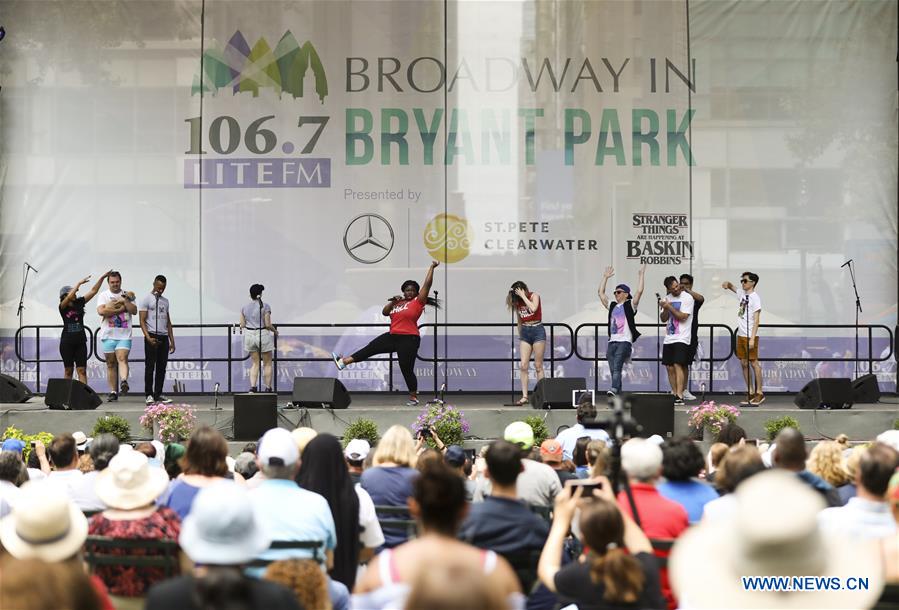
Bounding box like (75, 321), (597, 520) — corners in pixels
(139, 275), (175, 405)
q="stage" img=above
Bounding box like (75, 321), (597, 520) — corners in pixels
(1, 392), (896, 453)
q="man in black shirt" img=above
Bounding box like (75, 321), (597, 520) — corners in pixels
(58, 271), (110, 384)
(679, 274), (704, 401)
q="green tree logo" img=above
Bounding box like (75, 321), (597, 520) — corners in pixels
(192, 30), (328, 102)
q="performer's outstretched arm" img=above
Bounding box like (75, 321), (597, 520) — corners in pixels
(417, 260), (440, 303)
(633, 263), (647, 308)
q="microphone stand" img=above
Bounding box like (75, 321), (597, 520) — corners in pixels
(845, 260), (862, 379)
(743, 294), (752, 407)
(257, 299), (264, 391)
(655, 293), (661, 393)
(16, 263), (34, 383)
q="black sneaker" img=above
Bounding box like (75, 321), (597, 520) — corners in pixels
(107, 392), (118, 402)
(674, 397), (685, 406)
(249, 386), (258, 393)
(264, 387), (273, 393)
(120, 380), (130, 395)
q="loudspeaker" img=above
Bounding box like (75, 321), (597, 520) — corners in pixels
(529, 378), (587, 409)
(625, 393), (675, 439)
(794, 378), (853, 409)
(45, 378), (102, 410)
(0, 374), (32, 403)
(851, 374), (881, 403)
(233, 393), (278, 441)
(291, 378), (351, 409)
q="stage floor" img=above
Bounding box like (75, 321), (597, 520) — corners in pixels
(2, 392), (896, 448)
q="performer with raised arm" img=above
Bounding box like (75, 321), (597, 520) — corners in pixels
(96, 271), (137, 402)
(239, 284), (278, 393)
(58, 270), (111, 384)
(723, 272), (764, 405)
(506, 280), (545, 405)
(333, 261), (440, 406)
(139, 275), (175, 405)
(679, 273), (704, 401)
(598, 263), (646, 396)
(659, 276), (694, 406)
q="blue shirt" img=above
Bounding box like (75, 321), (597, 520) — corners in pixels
(459, 496), (549, 555)
(157, 480), (202, 519)
(360, 466), (418, 548)
(657, 479), (719, 523)
(248, 478), (336, 575)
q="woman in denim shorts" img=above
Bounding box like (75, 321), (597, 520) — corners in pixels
(506, 281), (545, 405)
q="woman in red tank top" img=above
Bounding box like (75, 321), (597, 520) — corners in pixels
(333, 262), (440, 406)
(506, 281), (546, 405)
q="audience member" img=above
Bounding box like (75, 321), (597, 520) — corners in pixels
(475, 421), (561, 507)
(353, 461), (521, 609)
(460, 440), (549, 556)
(818, 442), (899, 539)
(773, 428), (841, 507)
(158, 426), (231, 518)
(135, 441), (157, 461)
(671, 470), (883, 609)
(297, 433), (362, 590)
(705, 442), (729, 485)
(48, 432), (84, 492)
(21, 439), (51, 481)
(715, 423), (747, 447)
(0, 481), (115, 609)
(586, 439), (609, 478)
(360, 425), (419, 548)
(0, 555), (105, 610)
(0, 450), (27, 517)
(443, 445), (476, 501)
(291, 427), (318, 454)
(88, 449), (180, 604)
(538, 480), (665, 609)
(78, 453), (95, 474)
(163, 442), (185, 480)
(145, 482), (301, 610)
(249, 427), (345, 609)
(540, 439), (578, 485)
(265, 559), (331, 610)
(553, 399), (611, 461)
(73, 431), (93, 454)
(877, 429), (899, 452)
(806, 438), (851, 491)
(403, 557), (510, 610)
(344, 438), (370, 485)
(416, 447), (443, 470)
(702, 445), (766, 522)
(71, 433), (119, 512)
(235, 451), (259, 480)
(839, 443), (868, 503)
(657, 437), (719, 523)
(573, 436), (592, 478)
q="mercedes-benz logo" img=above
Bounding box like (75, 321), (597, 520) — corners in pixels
(343, 213), (395, 264)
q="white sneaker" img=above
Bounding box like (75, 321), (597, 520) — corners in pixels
(332, 352), (346, 370)
(145, 395), (155, 405)
(682, 390), (697, 401)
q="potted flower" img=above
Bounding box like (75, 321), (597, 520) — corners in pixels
(687, 401), (741, 441)
(139, 403), (197, 443)
(411, 404), (470, 450)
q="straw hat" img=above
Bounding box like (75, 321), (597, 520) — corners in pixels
(0, 480), (88, 562)
(670, 470), (883, 609)
(94, 449), (169, 510)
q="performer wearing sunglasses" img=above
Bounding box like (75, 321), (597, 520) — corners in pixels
(723, 272), (764, 405)
(598, 264), (646, 396)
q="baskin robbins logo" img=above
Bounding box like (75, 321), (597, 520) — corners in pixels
(423, 213), (471, 263)
(184, 30), (331, 189)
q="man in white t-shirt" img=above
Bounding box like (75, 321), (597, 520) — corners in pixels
(723, 272), (764, 405)
(96, 271), (137, 402)
(659, 276), (694, 406)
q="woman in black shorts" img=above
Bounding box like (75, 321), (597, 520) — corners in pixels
(59, 271), (110, 383)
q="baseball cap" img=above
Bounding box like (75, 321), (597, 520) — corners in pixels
(344, 438), (371, 462)
(539, 439), (563, 463)
(258, 428), (299, 466)
(503, 421), (535, 450)
(615, 283), (631, 294)
(444, 445), (466, 467)
(1, 439), (26, 453)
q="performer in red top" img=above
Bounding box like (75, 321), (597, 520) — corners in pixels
(506, 281), (545, 405)
(333, 261), (440, 406)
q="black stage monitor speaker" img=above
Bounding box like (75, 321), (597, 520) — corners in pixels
(794, 378), (853, 409)
(233, 393), (278, 441)
(45, 378), (102, 410)
(0, 373), (32, 403)
(292, 378), (351, 409)
(529, 378), (587, 409)
(851, 374), (881, 404)
(624, 393), (675, 439)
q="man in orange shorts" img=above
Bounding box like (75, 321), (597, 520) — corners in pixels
(723, 272), (764, 405)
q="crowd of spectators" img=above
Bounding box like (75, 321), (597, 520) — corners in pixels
(0, 405), (898, 610)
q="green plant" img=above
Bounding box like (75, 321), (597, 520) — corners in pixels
(1, 426), (54, 462)
(687, 401), (741, 436)
(523, 415), (550, 447)
(343, 418), (380, 448)
(764, 415), (801, 441)
(412, 404), (470, 449)
(894, 418), (899, 430)
(92, 415), (132, 443)
(139, 404), (197, 443)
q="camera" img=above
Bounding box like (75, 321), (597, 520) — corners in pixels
(419, 425), (431, 438)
